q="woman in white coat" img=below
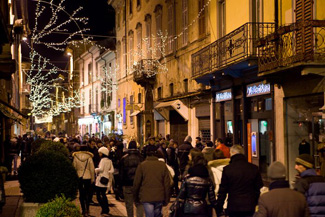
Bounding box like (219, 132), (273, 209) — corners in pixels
(95, 147), (114, 216)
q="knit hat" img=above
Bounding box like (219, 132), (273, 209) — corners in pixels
(296, 154), (314, 169)
(98, 147), (109, 156)
(267, 161), (286, 180)
(128, 141), (137, 149)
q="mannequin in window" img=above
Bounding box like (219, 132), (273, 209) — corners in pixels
(298, 139), (310, 155)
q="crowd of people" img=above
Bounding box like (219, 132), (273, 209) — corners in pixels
(3, 132), (325, 217)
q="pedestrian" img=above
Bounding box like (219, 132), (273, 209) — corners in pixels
(119, 141), (144, 217)
(202, 141), (215, 162)
(87, 140), (100, 205)
(254, 161), (309, 217)
(179, 148), (218, 217)
(157, 138), (168, 162)
(216, 145), (263, 217)
(294, 154), (325, 217)
(195, 137), (204, 150)
(8, 136), (20, 175)
(215, 138), (230, 158)
(166, 139), (180, 196)
(141, 136), (157, 159)
(178, 135), (193, 178)
(95, 147), (114, 217)
(72, 145), (95, 217)
(133, 145), (171, 217)
(112, 142), (125, 200)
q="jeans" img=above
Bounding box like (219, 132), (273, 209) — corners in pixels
(96, 186), (109, 214)
(123, 186), (144, 217)
(142, 202), (163, 217)
(78, 179), (91, 214)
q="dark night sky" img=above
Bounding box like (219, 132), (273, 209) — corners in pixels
(23, 0), (115, 69)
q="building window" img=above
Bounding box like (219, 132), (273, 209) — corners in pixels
(95, 88), (98, 112)
(136, 23), (142, 61)
(81, 65), (84, 86)
(169, 83), (174, 97)
(155, 5), (163, 57)
(145, 14), (152, 59)
(122, 37), (127, 77)
(128, 30), (134, 71)
(88, 63), (92, 84)
(118, 98), (121, 107)
(167, 3), (174, 53)
(89, 89), (92, 113)
(137, 0), (141, 9)
(182, 0), (188, 45)
(157, 87), (162, 100)
(255, 0), (263, 22)
(184, 79), (188, 93)
(123, 97), (127, 124)
(138, 92), (142, 103)
(130, 95), (134, 125)
(129, 0), (133, 15)
(117, 12), (120, 28)
(198, 0), (206, 36)
(219, 0), (226, 37)
(122, 7), (125, 24)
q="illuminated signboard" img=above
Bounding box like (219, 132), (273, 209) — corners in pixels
(216, 89), (232, 102)
(247, 82), (271, 97)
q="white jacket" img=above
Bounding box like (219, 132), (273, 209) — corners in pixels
(95, 158), (114, 188)
(73, 151), (95, 183)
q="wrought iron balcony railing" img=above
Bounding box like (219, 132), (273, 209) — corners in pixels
(258, 20), (325, 73)
(192, 22), (275, 78)
(133, 59), (157, 86)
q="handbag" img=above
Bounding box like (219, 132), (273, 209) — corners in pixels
(79, 159), (88, 181)
(99, 176), (109, 185)
(169, 181), (186, 217)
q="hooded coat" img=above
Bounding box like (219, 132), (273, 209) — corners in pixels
(73, 151), (95, 183)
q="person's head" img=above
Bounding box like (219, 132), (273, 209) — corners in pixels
(128, 140), (137, 150)
(148, 136), (155, 145)
(206, 141), (214, 147)
(295, 154), (314, 174)
(196, 137), (201, 144)
(188, 148), (206, 166)
(213, 149), (225, 160)
(146, 145), (158, 157)
(80, 144), (88, 152)
(89, 139), (96, 148)
(215, 138), (223, 147)
(169, 139), (174, 147)
(268, 161), (286, 181)
(159, 138), (166, 144)
(173, 141), (178, 149)
(184, 135), (192, 143)
(230, 145), (244, 157)
(98, 147), (109, 158)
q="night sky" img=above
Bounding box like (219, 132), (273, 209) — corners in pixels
(23, 0), (115, 69)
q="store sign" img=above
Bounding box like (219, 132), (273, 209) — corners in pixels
(247, 82), (271, 97)
(35, 115), (53, 124)
(216, 89), (232, 102)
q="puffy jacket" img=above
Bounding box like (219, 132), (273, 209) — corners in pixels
(179, 172), (217, 216)
(73, 151), (95, 183)
(295, 169), (325, 217)
(119, 149), (142, 186)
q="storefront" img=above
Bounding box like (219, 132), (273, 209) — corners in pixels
(195, 104), (210, 142)
(78, 116), (99, 136)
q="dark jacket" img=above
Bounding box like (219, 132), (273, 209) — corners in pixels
(119, 149), (142, 186)
(133, 156), (171, 204)
(166, 147), (179, 176)
(294, 169), (325, 217)
(254, 180), (310, 217)
(179, 164), (217, 216)
(216, 154), (263, 214)
(202, 147), (215, 162)
(178, 141), (193, 173)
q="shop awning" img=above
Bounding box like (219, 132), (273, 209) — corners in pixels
(130, 110), (142, 117)
(0, 103), (23, 124)
(154, 99), (189, 121)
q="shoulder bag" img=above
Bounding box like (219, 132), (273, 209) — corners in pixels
(169, 181), (186, 217)
(79, 159), (88, 181)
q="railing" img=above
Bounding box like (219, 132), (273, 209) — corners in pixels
(192, 22), (275, 78)
(258, 20), (325, 73)
(133, 59), (157, 79)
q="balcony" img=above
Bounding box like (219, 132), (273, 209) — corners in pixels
(133, 59), (157, 87)
(192, 22), (275, 84)
(258, 20), (325, 74)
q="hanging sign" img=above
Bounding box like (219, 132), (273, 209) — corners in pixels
(247, 82), (271, 97)
(216, 89), (232, 102)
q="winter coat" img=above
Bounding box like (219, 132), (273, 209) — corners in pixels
(216, 143), (230, 158)
(95, 157), (114, 188)
(202, 147), (215, 162)
(119, 149), (142, 186)
(166, 146), (179, 174)
(73, 151), (95, 183)
(179, 164), (217, 216)
(254, 180), (310, 217)
(208, 158), (230, 203)
(294, 169), (325, 217)
(178, 141), (193, 173)
(216, 154), (263, 215)
(133, 156), (171, 204)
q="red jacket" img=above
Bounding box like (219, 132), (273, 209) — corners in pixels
(216, 143), (230, 158)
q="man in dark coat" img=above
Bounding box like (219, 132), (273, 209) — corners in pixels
(217, 145), (263, 217)
(178, 135), (193, 177)
(141, 136), (157, 159)
(294, 154), (325, 217)
(133, 145), (171, 217)
(254, 161), (309, 217)
(119, 141), (144, 217)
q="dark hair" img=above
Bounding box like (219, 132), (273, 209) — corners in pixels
(196, 137), (201, 141)
(206, 141), (214, 147)
(216, 138), (223, 144)
(189, 148), (206, 167)
(213, 149), (225, 160)
(80, 145), (88, 152)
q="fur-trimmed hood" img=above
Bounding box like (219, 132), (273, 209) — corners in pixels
(208, 158), (230, 168)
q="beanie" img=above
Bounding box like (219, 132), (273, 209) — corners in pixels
(267, 161), (286, 180)
(98, 147), (109, 156)
(296, 154), (314, 169)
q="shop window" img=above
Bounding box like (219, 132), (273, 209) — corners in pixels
(251, 100), (258, 112)
(265, 98), (272, 110)
(227, 120), (233, 134)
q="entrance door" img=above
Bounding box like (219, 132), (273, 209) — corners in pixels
(170, 110), (188, 146)
(259, 119), (271, 178)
